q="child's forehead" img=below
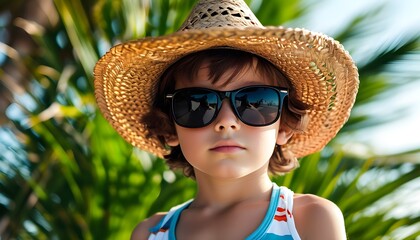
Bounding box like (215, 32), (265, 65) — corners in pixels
(174, 58), (278, 89)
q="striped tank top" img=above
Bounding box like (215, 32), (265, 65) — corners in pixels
(148, 183), (301, 239)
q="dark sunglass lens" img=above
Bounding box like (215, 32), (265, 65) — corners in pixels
(234, 87), (280, 126)
(172, 90), (218, 127)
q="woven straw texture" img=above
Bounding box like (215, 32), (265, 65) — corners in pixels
(94, 0), (359, 158)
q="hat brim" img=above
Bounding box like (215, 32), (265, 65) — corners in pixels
(94, 26), (359, 158)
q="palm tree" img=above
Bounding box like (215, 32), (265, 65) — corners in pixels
(0, 0), (419, 239)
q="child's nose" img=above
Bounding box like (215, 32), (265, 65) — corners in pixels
(214, 100), (241, 131)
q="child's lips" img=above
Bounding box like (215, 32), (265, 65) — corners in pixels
(209, 141), (246, 153)
(210, 146), (245, 153)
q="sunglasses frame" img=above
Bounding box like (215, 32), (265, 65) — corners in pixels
(166, 85), (288, 128)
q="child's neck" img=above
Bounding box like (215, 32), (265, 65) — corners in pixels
(191, 169), (273, 209)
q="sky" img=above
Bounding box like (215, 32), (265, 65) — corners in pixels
(295, 0), (420, 155)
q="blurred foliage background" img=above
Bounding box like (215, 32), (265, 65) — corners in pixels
(0, 0), (419, 239)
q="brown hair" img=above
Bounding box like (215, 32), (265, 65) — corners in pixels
(143, 49), (309, 178)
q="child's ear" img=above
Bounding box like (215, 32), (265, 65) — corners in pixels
(165, 135), (179, 147)
(276, 127), (293, 145)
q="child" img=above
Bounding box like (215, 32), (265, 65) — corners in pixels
(94, 0), (359, 239)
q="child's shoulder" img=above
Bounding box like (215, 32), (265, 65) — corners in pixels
(130, 212), (167, 240)
(293, 194), (347, 240)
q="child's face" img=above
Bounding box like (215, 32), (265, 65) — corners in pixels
(167, 60), (289, 180)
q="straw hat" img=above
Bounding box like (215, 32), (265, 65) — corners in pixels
(94, 0), (359, 158)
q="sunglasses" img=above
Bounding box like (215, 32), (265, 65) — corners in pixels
(166, 85), (288, 128)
